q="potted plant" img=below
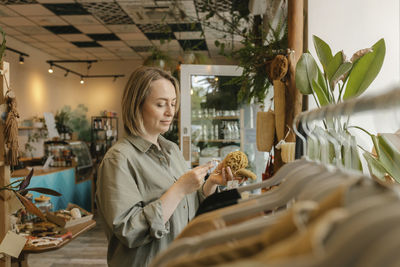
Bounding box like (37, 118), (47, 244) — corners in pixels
(143, 47), (172, 70)
(295, 35), (395, 178)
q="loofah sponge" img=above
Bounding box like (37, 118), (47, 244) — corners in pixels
(222, 151), (248, 174)
(222, 151), (257, 181)
(236, 168), (257, 180)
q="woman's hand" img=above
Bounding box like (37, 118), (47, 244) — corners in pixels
(175, 162), (213, 195)
(208, 162), (248, 186)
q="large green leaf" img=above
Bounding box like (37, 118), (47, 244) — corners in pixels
(313, 35), (333, 72)
(363, 152), (387, 181)
(343, 38), (386, 99)
(330, 62), (353, 90)
(312, 80), (329, 106)
(326, 51), (343, 82)
(316, 65), (330, 101)
(296, 53), (318, 95)
(374, 135), (400, 183)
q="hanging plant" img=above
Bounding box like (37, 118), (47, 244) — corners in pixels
(143, 47), (172, 70)
(170, 0), (288, 104)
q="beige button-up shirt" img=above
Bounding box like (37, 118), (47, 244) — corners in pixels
(96, 134), (205, 267)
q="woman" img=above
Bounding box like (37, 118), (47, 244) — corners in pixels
(96, 66), (234, 267)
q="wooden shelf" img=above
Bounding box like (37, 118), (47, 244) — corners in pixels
(192, 116), (239, 121)
(18, 126), (44, 130)
(194, 139), (240, 143)
(22, 219), (96, 253)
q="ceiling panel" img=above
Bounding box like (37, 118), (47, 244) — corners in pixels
(7, 3), (53, 15)
(28, 15), (68, 26)
(74, 24), (110, 34)
(16, 24), (50, 34)
(0, 0), (243, 61)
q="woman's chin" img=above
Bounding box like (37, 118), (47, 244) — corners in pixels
(160, 128), (170, 134)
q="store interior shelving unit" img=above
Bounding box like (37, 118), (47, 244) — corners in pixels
(90, 116), (118, 164)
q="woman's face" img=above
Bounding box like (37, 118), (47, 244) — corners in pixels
(142, 78), (177, 137)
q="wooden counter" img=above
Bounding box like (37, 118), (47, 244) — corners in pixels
(11, 166), (74, 178)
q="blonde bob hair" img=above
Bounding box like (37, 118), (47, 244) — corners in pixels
(122, 66), (180, 136)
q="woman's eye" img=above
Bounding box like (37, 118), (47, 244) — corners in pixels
(157, 103), (164, 107)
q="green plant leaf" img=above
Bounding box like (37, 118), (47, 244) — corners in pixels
(313, 35), (333, 72)
(326, 51), (343, 82)
(316, 65), (330, 100)
(312, 80), (329, 106)
(0, 27), (6, 63)
(374, 135), (400, 183)
(330, 62), (353, 89)
(343, 38), (386, 99)
(295, 53), (318, 95)
(363, 152), (387, 181)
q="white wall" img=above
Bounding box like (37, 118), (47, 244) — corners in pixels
(307, 0), (400, 167)
(308, 0), (399, 98)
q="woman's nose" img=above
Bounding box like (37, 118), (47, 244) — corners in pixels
(165, 105), (174, 116)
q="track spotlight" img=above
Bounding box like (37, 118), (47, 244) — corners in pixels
(45, 60), (124, 81)
(6, 47), (29, 64)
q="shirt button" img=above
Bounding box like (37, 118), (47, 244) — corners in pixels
(183, 205), (186, 209)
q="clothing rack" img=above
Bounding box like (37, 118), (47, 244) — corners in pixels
(148, 87), (400, 267)
(295, 86), (400, 125)
(293, 87), (400, 159)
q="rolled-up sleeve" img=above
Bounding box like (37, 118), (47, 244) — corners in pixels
(96, 152), (169, 248)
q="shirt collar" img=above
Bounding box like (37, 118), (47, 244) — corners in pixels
(126, 134), (174, 153)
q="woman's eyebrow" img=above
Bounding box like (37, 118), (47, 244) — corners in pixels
(155, 97), (177, 101)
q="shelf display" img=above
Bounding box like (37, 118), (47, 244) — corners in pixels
(90, 116), (118, 163)
(44, 140), (93, 183)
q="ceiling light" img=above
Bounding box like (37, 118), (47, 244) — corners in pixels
(5, 47), (29, 65)
(46, 60), (124, 81)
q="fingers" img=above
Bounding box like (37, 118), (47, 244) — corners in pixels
(226, 167), (234, 181)
(196, 162), (214, 173)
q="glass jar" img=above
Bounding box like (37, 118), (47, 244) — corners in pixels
(34, 195), (53, 214)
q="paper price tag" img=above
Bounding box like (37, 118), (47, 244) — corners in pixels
(0, 231), (27, 258)
(227, 180), (239, 190)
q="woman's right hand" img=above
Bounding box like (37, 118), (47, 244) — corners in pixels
(175, 163), (213, 195)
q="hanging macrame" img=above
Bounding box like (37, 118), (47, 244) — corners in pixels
(3, 72), (19, 166)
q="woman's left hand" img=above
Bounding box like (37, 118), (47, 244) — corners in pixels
(208, 162), (247, 186)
